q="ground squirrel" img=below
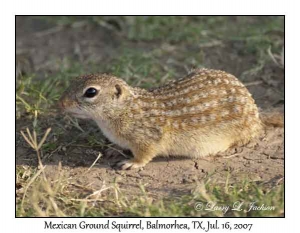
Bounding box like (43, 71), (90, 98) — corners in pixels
(59, 68), (266, 170)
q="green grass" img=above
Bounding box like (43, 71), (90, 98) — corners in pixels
(16, 163), (283, 217)
(37, 16), (284, 51)
(16, 16), (284, 117)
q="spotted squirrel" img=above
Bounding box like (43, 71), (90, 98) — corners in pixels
(59, 68), (283, 170)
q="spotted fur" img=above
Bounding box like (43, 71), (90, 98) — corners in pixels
(59, 68), (263, 170)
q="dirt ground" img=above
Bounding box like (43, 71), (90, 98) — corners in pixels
(16, 16), (284, 201)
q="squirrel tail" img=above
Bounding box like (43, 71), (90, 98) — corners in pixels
(260, 111), (284, 128)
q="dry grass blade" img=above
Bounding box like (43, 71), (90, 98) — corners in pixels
(37, 128), (52, 150)
(195, 182), (212, 203)
(33, 131), (37, 147)
(66, 115), (85, 132)
(86, 152), (103, 172)
(244, 80), (264, 87)
(268, 46), (284, 68)
(49, 197), (66, 217)
(26, 128), (36, 147)
(20, 127), (53, 213)
(20, 130), (35, 149)
(85, 186), (112, 199)
(20, 128), (52, 172)
(20, 166), (46, 213)
(113, 182), (121, 207)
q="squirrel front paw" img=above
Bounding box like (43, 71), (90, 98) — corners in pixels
(114, 159), (146, 170)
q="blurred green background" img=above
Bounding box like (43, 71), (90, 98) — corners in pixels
(16, 16), (284, 116)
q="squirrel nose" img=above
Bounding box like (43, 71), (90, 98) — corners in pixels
(57, 95), (69, 110)
(57, 99), (65, 110)
(58, 95), (75, 111)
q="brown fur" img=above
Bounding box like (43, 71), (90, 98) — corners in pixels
(59, 68), (264, 169)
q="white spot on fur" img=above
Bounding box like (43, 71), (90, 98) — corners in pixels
(191, 117), (198, 123)
(175, 110), (181, 116)
(208, 114), (216, 121)
(199, 93), (208, 98)
(221, 90), (227, 95)
(240, 97), (247, 103)
(220, 98), (227, 103)
(221, 110), (229, 117)
(192, 95), (199, 101)
(151, 109), (159, 115)
(228, 96), (235, 102)
(210, 100), (218, 107)
(182, 107), (188, 113)
(213, 80), (219, 85)
(233, 106), (241, 113)
(200, 116), (206, 122)
(173, 121), (179, 129)
(204, 102), (211, 108)
(195, 105), (203, 111)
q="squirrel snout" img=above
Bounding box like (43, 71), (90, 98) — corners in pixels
(57, 95), (67, 110)
(57, 95), (78, 112)
(57, 95), (70, 110)
(57, 99), (65, 110)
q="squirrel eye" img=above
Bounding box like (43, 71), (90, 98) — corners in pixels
(84, 88), (98, 98)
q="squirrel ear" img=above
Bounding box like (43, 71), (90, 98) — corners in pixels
(114, 84), (123, 98)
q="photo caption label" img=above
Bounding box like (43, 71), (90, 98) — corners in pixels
(44, 219), (253, 232)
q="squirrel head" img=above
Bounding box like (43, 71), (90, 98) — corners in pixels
(58, 74), (134, 120)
